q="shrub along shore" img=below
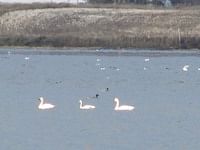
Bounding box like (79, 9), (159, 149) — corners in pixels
(0, 3), (200, 49)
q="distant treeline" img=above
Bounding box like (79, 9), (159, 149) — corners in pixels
(88, 0), (200, 5)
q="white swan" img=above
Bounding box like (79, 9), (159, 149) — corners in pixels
(182, 65), (189, 71)
(24, 57), (30, 60)
(79, 100), (96, 110)
(144, 58), (150, 62)
(96, 58), (101, 62)
(114, 97), (135, 111)
(38, 97), (55, 110)
(100, 67), (106, 70)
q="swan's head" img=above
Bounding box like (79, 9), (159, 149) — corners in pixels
(79, 100), (82, 103)
(114, 97), (119, 102)
(38, 97), (44, 101)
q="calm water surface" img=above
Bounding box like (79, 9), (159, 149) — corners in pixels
(1, 49), (200, 150)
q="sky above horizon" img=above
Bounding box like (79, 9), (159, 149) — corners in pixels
(0, 0), (86, 3)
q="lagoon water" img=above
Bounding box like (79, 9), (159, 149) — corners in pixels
(1, 49), (200, 150)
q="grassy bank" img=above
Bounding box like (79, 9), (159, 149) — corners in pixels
(0, 4), (200, 49)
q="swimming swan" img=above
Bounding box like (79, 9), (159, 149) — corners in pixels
(114, 97), (135, 111)
(182, 65), (189, 71)
(144, 58), (150, 62)
(79, 100), (96, 110)
(38, 97), (55, 110)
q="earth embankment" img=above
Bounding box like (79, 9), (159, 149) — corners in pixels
(0, 6), (200, 49)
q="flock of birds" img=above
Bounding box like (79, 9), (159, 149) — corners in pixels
(38, 96), (135, 111)
(36, 55), (195, 111)
(36, 54), (136, 111)
(19, 51), (196, 112)
(3, 50), (199, 113)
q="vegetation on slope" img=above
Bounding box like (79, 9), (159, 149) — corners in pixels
(0, 3), (200, 49)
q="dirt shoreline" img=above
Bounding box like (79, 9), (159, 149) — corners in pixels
(1, 47), (200, 57)
(0, 5), (200, 49)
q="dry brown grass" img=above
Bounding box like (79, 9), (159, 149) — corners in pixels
(0, 4), (200, 49)
(0, 3), (74, 16)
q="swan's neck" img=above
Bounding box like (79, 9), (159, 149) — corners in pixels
(115, 100), (119, 109)
(80, 101), (83, 108)
(39, 99), (44, 106)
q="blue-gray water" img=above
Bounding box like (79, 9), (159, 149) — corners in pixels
(1, 49), (200, 150)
